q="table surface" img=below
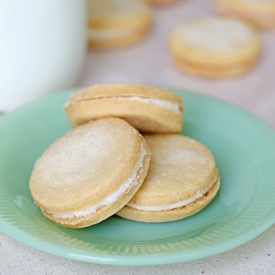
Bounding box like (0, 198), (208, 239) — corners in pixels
(1, 0), (275, 274)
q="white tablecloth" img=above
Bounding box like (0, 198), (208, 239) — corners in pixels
(1, 0), (275, 273)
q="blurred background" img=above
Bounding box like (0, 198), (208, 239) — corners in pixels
(1, 0), (275, 127)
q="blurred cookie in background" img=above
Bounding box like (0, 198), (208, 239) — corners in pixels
(168, 17), (261, 78)
(87, 0), (152, 48)
(146, 0), (183, 6)
(213, 0), (275, 29)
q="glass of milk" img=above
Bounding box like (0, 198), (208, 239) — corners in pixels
(0, 0), (87, 111)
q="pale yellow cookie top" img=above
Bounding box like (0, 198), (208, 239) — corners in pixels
(169, 17), (261, 64)
(127, 134), (219, 207)
(179, 18), (252, 52)
(88, 0), (152, 28)
(29, 118), (147, 215)
(89, 0), (149, 16)
(146, 0), (182, 5)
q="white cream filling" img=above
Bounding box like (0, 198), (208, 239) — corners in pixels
(127, 179), (220, 211)
(88, 28), (134, 40)
(107, 96), (182, 114)
(52, 141), (147, 219)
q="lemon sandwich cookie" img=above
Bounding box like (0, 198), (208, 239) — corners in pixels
(64, 84), (184, 133)
(213, 0), (275, 29)
(87, 0), (152, 48)
(117, 134), (220, 223)
(29, 118), (151, 228)
(168, 17), (261, 77)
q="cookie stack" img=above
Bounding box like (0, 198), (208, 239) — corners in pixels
(29, 84), (220, 228)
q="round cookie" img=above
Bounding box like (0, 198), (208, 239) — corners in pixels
(29, 118), (151, 228)
(64, 84), (184, 133)
(117, 134), (220, 223)
(213, 0), (275, 29)
(168, 17), (261, 77)
(87, 0), (152, 48)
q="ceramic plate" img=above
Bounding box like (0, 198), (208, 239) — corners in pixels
(1, 88), (275, 266)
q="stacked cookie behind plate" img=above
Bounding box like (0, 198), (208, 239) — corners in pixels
(29, 84), (220, 228)
(64, 84), (183, 133)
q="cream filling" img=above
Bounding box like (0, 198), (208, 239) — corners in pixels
(88, 28), (134, 40)
(66, 95), (182, 114)
(52, 141), (147, 219)
(127, 179), (220, 211)
(107, 96), (182, 114)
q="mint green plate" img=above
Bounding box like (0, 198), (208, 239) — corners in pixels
(1, 88), (275, 266)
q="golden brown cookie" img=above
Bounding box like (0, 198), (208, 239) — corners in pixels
(29, 118), (150, 228)
(117, 134), (220, 222)
(87, 0), (152, 48)
(64, 84), (184, 133)
(168, 17), (261, 77)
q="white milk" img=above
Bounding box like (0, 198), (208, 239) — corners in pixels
(0, 0), (87, 111)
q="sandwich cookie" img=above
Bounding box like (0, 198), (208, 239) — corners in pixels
(29, 118), (150, 228)
(168, 17), (261, 77)
(64, 84), (184, 133)
(117, 134), (220, 223)
(213, 0), (275, 29)
(87, 0), (152, 48)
